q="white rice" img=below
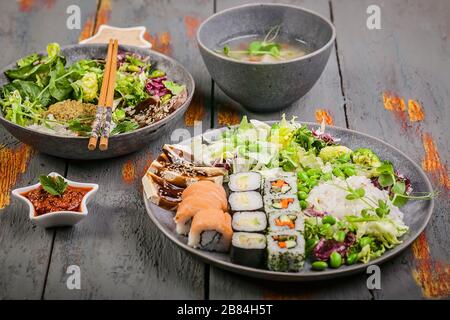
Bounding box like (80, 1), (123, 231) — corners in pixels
(27, 123), (78, 137)
(306, 175), (405, 223)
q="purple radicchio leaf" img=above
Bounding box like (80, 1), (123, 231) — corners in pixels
(145, 76), (169, 97)
(312, 232), (356, 261)
(312, 128), (340, 145)
(304, 207), (325, 217)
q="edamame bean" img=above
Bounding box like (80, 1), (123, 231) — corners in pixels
(320, 223), (331, 234)
(311, 261), (328, 271)
(344, 167), (356, 177)
(332, 168), (345, 178)
(297, 191), (308, 200)
(346, 253), (358, 265)
(329, 251), (342, 268)
(299, 200), (308, 210)
(298, 186), (309, 193)
(297, 171), (308, 181)
(307, 168), (321, 177)
(308, 180), (319, 188)
(322, 215), (336, 225)
(359, 237), (372, 247)
(333, 230), (346, 243)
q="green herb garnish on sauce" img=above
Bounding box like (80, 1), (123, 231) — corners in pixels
(39, 174), (68, 196)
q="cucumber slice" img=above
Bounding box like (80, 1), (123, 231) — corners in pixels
(272, 202), (282, 209)
(285, 240), (297, 248)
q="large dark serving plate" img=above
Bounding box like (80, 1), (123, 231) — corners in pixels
(144, 122), (434, 281)
(0, 44), (195, 160)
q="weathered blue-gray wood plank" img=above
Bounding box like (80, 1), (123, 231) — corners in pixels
(0, 0), (97, 299)
(209, 0), (372, 300)
(43, 0), (214, 299)
(332, 0), (450, 299)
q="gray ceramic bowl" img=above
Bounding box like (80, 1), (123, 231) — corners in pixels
(197, 3), (336, 112)
(144, 122), (434, 281)
(0, 44), (194, 160)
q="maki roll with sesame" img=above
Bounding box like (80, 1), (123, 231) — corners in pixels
(264, 173), (297, 196)
(228, 172), (262, 192)
(232, 211), (267, 232)
(268, 212), (304, 233)
(267, 230), (305, 272)
(231, 232), (266, 268)
(229, 191), (263, 212)
(264, 195), (301, 215)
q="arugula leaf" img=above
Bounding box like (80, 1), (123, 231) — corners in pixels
(68, 119), (92, 135)
(162, 81), (185, 96)
(5, 80), (40, 101)
(17, 53), (40, 68)
(48, 59), (73, 101)
(5, 63), (47, 80)
(5, 43), (63, 81)
(39, 174), (68, 196)
(111, 120), (139, 135)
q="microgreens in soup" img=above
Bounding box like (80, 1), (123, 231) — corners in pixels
(220, 25), (311, 63)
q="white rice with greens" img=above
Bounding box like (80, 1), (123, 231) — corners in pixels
(307, 176), (405, 224)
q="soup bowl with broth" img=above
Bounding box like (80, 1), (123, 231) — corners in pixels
(197, 3), (336, 112)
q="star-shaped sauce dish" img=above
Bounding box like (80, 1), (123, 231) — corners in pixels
(79, 25), (152, 48)
(12, 172), (99, 228)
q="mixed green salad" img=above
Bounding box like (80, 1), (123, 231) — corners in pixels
(0, 43), (187, 136)
(198, 116), (434, 270)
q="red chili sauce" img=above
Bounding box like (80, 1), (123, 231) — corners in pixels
(22, 186), (92, 216)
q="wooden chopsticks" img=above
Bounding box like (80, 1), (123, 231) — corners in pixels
(88, 39), (118, 151)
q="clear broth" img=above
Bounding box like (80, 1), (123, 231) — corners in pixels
(219, 34), (313, 63)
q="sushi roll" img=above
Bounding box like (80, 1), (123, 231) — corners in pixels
(231, 232), (266, 268)
(174, 197), (224, 235)
(188, 209), (233, 252)
(268, 212), (304, 232)
(229, 191), (263, 212)
(182, 180), (228, 211)
(228, 172), (262, 192)
(232, 211), (267, 232)
(267, 230), (305, 272)
(264, 173), (297, 196)
(264, 195), (301, 215)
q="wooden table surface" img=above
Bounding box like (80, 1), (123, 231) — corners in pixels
(0, 0), (448, 300)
